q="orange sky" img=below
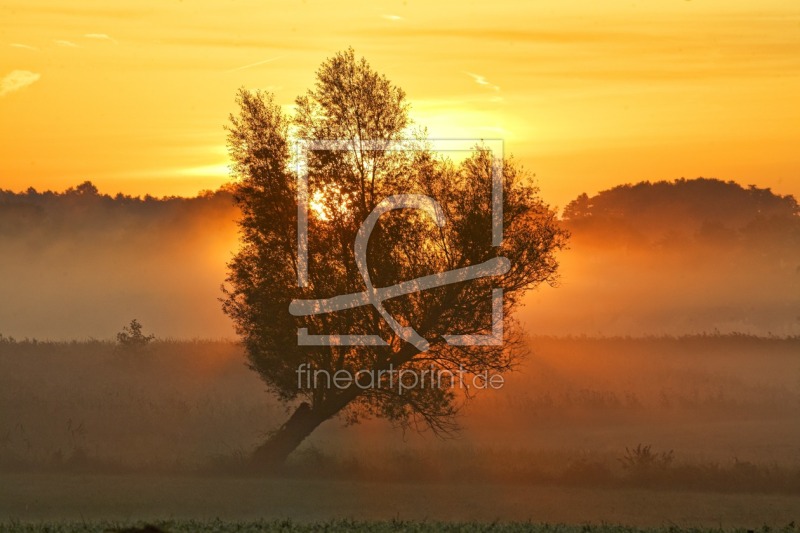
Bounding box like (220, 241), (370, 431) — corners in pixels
(2, 0), (799, 209)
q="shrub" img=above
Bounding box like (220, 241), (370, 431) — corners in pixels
(116, 319), (155, 349)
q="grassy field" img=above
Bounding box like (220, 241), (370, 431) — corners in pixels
(1, 473), (799, 528)
(2, 519), (800, 533)
(1, 335), (799, 527)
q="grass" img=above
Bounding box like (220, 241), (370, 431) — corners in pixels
(190, 444), (800, 494)
(1, 520), (798, 533)
(1, 335), (800, 497)
(2, 336), (799, 480)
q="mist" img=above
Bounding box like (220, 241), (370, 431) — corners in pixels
(1, 178), (797, 341)
(0, 183), (239, 340)
(524, 178), (800, 336)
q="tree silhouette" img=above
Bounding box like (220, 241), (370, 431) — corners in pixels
(562, 178), (800, 248)
(222, 48), (568, 467)
(116, 319), (155, 349)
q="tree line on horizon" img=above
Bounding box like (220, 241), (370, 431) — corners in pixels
(1, 176), (797, 248)
(562, 177), (799, 249)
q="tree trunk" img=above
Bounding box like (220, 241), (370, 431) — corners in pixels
(252, 347), (420, 469)
(251, 402), (326, 469)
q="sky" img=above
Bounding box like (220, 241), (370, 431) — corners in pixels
(2, 0), (799, 209)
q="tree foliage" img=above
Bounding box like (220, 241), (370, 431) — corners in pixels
(222, 49), (568, 446)
(562, 178), (800, 248)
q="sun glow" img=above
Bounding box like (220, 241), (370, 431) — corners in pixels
(309, 190), (329, 221)
(308, 183), (355, 222)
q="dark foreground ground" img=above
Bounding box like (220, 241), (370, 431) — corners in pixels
(2, 474), (799, 529)
(2, 519), (800, 533)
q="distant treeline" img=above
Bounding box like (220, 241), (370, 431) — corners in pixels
(2, 177), (797, 244)
(0, 181), (236, 240)
(562, 178), (800, 248)
(0, 180), (234, 204)
(1, 177), (798, 338)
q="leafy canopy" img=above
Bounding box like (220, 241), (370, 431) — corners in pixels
(223, 49), (568, 433)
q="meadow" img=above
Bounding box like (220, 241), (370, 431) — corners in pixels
(1, 334), (799, 527)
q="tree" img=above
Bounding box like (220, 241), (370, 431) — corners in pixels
(559, 178), (800, 247)
(562, 192), (591, 221)
(116, 319), (155, 349)
(222, 48), (568, 468)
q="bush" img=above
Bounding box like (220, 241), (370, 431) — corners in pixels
(116, 319), (155, 349)
(618, 444), (674, 483)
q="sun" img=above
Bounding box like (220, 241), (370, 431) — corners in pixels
(309, 185), (354, 221)
(309, 189), (329, 221)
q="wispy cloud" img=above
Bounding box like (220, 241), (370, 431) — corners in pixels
(466, 72), (500, 91)
(54, 39), (80, 48)
(84, 33), (118, 44)
(0, 70), (41, 97)
(382, 14), (403, 21)
(226, 56), (283, 73)
(10, 43), (38, 51)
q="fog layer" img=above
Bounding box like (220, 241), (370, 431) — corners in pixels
(1, 178), (797, 339)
